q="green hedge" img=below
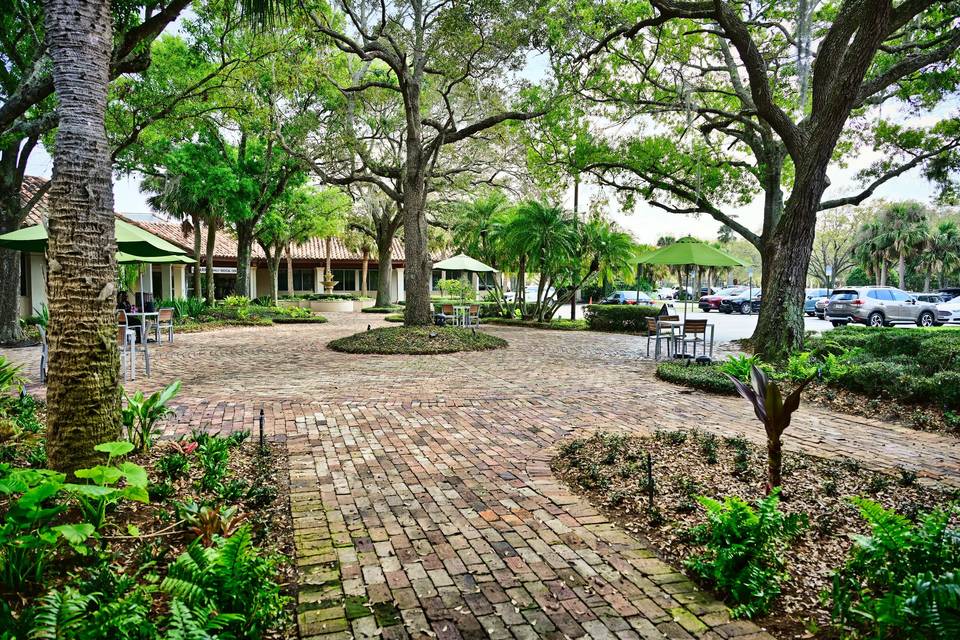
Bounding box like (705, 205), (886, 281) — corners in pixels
(655, 362), (737, 395)
(806, 326), (960, 408)
(584, 304), (661, 333)
(361, 305), (403, 313)
(483, 317), (588, 331)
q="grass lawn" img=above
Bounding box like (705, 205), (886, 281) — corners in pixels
(328, 326), (507, 354)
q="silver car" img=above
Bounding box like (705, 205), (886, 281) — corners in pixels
(826, 286), (939, 328)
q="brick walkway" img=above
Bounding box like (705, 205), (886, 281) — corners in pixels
(4, 315), (959, 639)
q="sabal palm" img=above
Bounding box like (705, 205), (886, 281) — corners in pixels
(580, 219), (639, 286)
(452, 193), (511, 269)
(930, 220), (960, 287)
(504, 201), (576, 276)
(854, 221), (886, 285)
(140, 172), (208, 297)
(880, 201), (929, 288)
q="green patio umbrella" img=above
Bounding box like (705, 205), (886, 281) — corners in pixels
(116, 252), (195, 264)
(432, 253), (497, 273)
(638, 236), (750, 323)
(0, 218), (188, 258)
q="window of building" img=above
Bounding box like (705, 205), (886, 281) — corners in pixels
(367, 269), (379, 292)
(332, 269), (356, 291)
(19, 253), (27, 296)
(278, 268), (315, 292)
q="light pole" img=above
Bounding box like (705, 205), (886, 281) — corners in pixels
(826, 264), (833, 296)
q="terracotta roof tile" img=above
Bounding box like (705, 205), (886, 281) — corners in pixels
(20, 176), (416, 264)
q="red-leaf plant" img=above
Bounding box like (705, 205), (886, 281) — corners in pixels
(725, 365), (814, 492)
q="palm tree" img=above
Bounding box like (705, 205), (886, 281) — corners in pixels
(880, 201), (929, 288)
(43, 0), (121, 472)
(503, 201), (576, 321)
(854, 220), (889, 286)
(452, 194), (514, 312)
(141, 172), (207, 299)
(930, 219), (960, 288)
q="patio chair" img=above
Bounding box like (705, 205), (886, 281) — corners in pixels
(117, 310), (150, 378)
(440, 303), (456, 326)
(38, 326), (48, 383)
(151, 307), (175, 344)
(645, 317), (674, 359)
(467, 304), (480, 327)
(117, 324), (135, 380)
(674, 319), (709, 357)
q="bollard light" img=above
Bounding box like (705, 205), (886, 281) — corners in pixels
(258, 408), (265, 449)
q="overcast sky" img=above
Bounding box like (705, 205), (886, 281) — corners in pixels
(23, 28), (953, 246)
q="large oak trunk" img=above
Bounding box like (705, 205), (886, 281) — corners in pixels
(752, 167), (827, 361)
(375, 236), (393, 307)
(204, 224), (216, 304)
(44, 0), (121, 472)
(235, 226), (253, 299)
(0, 161), (24, 343)
(402, 163), (432, 324)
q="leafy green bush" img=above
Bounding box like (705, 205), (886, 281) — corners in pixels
(829, 498), (959, 639)
(719, 354), (771, 381)
(437, 278), (476, 300)
(686, 488), (806, 619)
(221, 295), (249, 307)
(655, 363), (737, 394)
(122, 381), (180, 452)
(361, 305), (403, 313)
(161, 525), (288, 638)
(784, 351), (818, 381)
(584, 304), (661, 332)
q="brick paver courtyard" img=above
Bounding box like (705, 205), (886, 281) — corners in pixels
(4, 315), (959, 639)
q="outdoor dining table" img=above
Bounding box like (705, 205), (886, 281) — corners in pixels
(659, 320), (716, 359)
(125, 311), (159, 344)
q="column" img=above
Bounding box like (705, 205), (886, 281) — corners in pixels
(29, 254), (47, 311)
(172, 265), (186, 299)
(249, 266), (258, 299)
(315, 267), (323, 293)
(160, 265), (173, 299)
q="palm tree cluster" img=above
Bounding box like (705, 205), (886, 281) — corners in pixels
(452, 194), (641, 322)
(854, 202), (960, 291)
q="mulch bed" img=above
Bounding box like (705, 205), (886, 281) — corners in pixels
(551, 429), (957, 639)
(3, 426), (297, 639)
(328, 326), (508, 354)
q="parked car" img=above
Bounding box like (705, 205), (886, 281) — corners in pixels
(719, 289), (761, 314)
(698, 287), (745, 312)
(600, 291), (654, 305)
(910, 292), (946, 304)
(826, 286), (940, 327)
(936, 295), (960, 324)
(656, 287), (675, 300)
(803, 288), (830, 316)
(815, 297), (830, 319)
(935, 286), (960, 302)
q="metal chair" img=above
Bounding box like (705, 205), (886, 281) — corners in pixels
(152, 307), (175, 344)
(645, 317), (674, 359)
(38, 326), (48, 383)
(117, 324), (135, 380)
(674, 319), (709, 357)
(467, 304), (480, 327)
(117, 310), (150, 378)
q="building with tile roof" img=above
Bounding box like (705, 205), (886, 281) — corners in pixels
(12, 177), (415, 316)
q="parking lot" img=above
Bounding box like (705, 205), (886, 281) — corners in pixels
(560, 302), (835, 344)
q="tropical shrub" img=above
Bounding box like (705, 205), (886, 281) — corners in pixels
(66, 441), (149, 531)
(584, 304), (661, 332)
(726, 365), (814, 489)
(719, 354), (771, 381)
(121, 381), (181, 452)
(784, 351), (818, 381)
(161, 525), (288, 638)
(437, 278), (476, 300)
(656, 362), (737, 394)
(828, 499), (960, 639)
(686, 488), (806, 619)
(221, 295), (250, 307)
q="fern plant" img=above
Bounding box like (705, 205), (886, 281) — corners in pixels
(828, 499), (960, 639)
(161, 525), (287, 638)
(686, 488), (806, 619)
(719, 354), (770, 381)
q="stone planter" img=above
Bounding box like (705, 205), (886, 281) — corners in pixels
(353, 299), (376, 312)
(310, 299), (355, 313)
